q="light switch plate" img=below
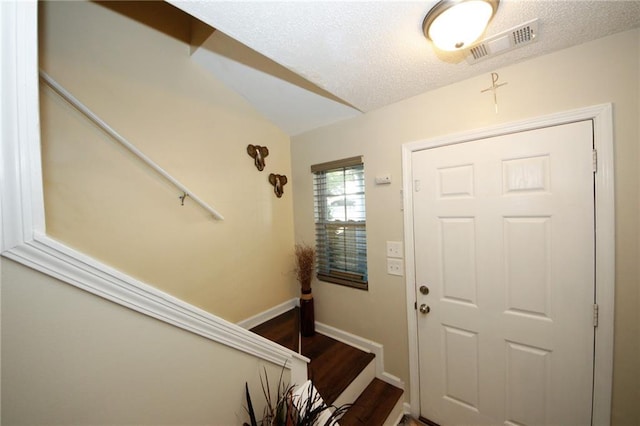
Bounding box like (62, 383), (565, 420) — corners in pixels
(386, 241), (403, 258)
(375, 173), (392, 184)
(387, 258), (403, 276)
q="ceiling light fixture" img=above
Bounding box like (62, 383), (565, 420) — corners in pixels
(423, 0), (500, 51)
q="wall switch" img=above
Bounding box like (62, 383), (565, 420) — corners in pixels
(386, 241), (403, 258)
(387, 258), (404, 276)
(375, 173), (392, 184)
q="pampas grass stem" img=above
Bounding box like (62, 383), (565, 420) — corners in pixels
(295, 244), (315, 293)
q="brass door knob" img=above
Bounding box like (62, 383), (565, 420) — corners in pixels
(419, 304), (431, 314)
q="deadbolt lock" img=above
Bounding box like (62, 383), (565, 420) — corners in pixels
(419, 285), (429, 295)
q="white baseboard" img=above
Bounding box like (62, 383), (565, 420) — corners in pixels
(315, 321), (405, 391)
(381, 371), (405, 389)
(386, 398), (407, 426)
(235, 302), (405, 392)
(236, 298), (298, 330)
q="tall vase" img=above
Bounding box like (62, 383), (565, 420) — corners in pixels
(300, 289), (315, 337)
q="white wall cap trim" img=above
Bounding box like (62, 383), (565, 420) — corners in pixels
(4, 233), (310, 371)
(1, 0), (44, 253)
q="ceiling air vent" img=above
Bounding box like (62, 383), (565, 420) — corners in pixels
(469, 43), (489, 61)
(466, 19), (539, 64)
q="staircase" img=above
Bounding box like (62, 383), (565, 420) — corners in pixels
(250, 308), (404, 425)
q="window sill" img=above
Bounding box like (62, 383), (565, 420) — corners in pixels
(317, 274), (368, 291)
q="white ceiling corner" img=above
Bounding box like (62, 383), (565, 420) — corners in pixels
(191, 29), (361, 136)
(171, 0), (640, 136)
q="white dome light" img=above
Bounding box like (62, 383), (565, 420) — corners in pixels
(423, 0), (499, 51)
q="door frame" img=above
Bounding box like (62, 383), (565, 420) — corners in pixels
(401, 104), (615, 424)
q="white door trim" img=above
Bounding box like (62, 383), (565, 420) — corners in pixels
(402, 104), (615, 425)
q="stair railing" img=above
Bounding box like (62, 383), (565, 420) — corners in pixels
(39, 71), (224, 220)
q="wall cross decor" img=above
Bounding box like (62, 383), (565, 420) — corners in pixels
(481, 72), (508, 113)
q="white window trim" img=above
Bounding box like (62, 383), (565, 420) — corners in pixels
(312, 158), (368, 290)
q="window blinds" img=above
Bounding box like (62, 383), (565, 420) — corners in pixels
(312, 156), (368, 290)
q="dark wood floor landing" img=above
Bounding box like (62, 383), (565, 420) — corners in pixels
(250, 308), (375, 405)
(250, 307), (299, 352)
(250, 308), (402, 425)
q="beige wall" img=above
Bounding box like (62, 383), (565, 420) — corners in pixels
(1, 257), (286, 424)
(39, 1), (297, 323)
(292, 29), (640, 424)
(34, 1), (639, 422)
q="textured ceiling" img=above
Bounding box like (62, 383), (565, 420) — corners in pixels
(170, 0), (640, 135)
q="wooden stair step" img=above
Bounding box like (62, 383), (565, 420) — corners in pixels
(250, 308), (397, 422)
(339, 378), (404, 426)
(301, 333), (375, 405)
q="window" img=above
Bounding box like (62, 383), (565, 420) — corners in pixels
(312, 156), (367, 290)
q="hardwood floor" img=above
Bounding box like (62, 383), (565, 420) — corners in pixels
(340, 378), (404, 425)
(250, 307), (299, 352)
(399, 416), (433, 426)
(250, 308), (402, 425)
(302, 332), (375, 405)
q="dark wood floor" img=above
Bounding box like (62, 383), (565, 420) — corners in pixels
(250, 307), (299, 352)
(250, 308), (402, 425)
(302, 332), (375, 405)
(250, 308), (375, 404)
(340, 378), (404, 425)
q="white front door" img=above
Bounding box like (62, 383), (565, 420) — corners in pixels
(412, 121), (595, 425)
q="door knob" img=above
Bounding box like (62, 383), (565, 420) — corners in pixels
(419, 285), (429, 295)
(419, 304), (431, 314)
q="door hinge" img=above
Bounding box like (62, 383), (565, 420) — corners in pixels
(592, 149), (598, 173)
(593, 304), (599, 327)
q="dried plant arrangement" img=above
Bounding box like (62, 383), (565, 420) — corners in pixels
(294, 244), (316, 294)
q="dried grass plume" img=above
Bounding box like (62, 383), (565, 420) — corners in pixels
(294, 243), (316, 293)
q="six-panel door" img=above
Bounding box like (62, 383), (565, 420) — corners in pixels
(412, 121), (595, 425)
